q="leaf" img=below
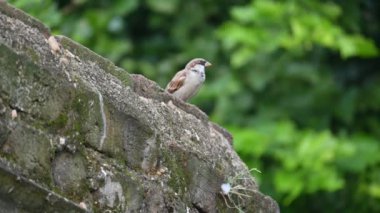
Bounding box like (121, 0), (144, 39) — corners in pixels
(274, 170), (304, 205)
(339, 35), (379, 58)
(146, 0), (179, 14)
(111, 0), (139, 15)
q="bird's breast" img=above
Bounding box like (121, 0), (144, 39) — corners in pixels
(186, 71), (205, 86)
(173, 71), (205, 101)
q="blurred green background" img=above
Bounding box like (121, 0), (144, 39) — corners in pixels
(8, 0), (380, 212)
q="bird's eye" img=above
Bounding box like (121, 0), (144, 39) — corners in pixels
(191, 69), (198, 72)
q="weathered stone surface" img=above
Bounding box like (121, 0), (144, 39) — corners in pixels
(0, 158), (86, 213)
(0, 2), (279, 212)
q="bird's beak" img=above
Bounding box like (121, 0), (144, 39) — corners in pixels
(205, 61), (212, 67)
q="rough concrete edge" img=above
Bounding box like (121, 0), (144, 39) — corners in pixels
(56, 35), (210, 126)
(0, 157), (87, 213)
(55, 35), (131, 85)
(0, 2), (50, 38)
(210, 122), (233, 144)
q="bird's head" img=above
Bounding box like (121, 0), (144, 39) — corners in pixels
(185, 58), (212, 70)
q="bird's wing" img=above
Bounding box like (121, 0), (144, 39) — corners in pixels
(165, 69), (187, 93)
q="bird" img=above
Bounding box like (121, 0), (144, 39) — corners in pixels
(165, 58), (212, 102)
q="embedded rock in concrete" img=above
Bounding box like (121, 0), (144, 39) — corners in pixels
(0, 2), (279, 212)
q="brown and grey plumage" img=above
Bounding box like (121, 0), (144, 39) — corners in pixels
(165, 58), (212, 101)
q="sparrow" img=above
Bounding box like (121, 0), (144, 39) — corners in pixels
(165, 58), (212, 101)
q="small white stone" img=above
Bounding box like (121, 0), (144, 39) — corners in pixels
(59, 56), (69, 65)
(11, 109), (17, 119)
(168, 100), (175, 108)
(79, 202), (87, 210)
(59, 137), (66, 145)
(100, 167), (107, 177)
(184, 129), (191, 135)
(221, 183), (231, 195)
(194, 133), (200, 141)
(64, 49), (75, 58)
(48, 36), (60, 54)
(139, 96), (149, 102)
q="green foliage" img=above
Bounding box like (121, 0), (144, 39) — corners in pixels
(219, 0), (378, 68)
(8, 0), (380, 212)
(232, 120), (380, 206)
